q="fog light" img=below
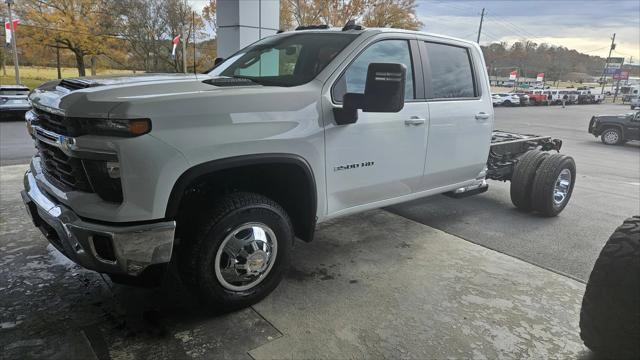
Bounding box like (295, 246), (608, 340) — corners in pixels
(106, 162), (120, 179)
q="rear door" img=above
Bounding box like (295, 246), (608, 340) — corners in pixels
(417, 39), (493, 189)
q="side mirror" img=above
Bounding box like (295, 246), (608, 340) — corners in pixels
(333, 63), (406, 125)
(213, 57), (225, 67)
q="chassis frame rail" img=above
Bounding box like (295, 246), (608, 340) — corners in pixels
(487, 130), (563, 181)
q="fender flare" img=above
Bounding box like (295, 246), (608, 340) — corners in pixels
(599, 124), (625, 138)
(165, 153), (318, 238)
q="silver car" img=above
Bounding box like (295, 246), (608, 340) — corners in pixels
(0, 85), (31, 120)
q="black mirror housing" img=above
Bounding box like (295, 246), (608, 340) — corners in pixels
(214, 57), (225, 67)
(333, 63), (406, 125)
(362, 63), (406, 113)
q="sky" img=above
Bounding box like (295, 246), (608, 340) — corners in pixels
(188, 0), (640, 64)
(416, 0), (640, 64)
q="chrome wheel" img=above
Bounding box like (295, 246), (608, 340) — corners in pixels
(553, 168), (572, 206)
(603, 130), (619, 144)
(214, 222), (278, 292)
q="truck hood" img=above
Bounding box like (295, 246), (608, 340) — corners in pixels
(29, 73), (262, 118)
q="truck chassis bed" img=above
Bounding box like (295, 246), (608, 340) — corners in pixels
(487, 130), (563, 181)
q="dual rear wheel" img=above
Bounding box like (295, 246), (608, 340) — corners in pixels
(510, 150), (576, 217)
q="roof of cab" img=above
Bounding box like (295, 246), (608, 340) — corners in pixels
(288, 26), (477, 47)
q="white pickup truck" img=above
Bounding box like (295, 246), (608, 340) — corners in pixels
(21, 25), (576, 309)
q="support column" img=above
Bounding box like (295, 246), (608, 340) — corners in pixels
(216, 0), (280, 58)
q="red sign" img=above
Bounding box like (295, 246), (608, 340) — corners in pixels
(613, 70), (629, 81)
(509, 70), (518, 80)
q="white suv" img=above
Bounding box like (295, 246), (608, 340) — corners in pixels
(495, 93), (520, 106)
(22, 26), (575, 308)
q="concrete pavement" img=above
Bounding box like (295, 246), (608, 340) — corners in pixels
(0, 164), (590, 359)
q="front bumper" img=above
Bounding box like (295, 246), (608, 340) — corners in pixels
(21, 164), (176, 276)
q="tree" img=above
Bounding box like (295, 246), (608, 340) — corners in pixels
(362, 0), (422, 30)
(280, 0), (421, 30)
(20, 0), (119, 76)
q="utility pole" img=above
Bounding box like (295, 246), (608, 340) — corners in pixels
(192, 10), (196, 74)
(6, 0), (20, 84)
(1, 15), (6, 76)
(182, 24), (187, 74)
(600, 33), (616, 95)
(476, 8), (485, 43)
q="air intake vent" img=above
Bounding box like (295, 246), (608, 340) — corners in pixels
(58, 79), (94, 91)
(203, 77), (256, 87)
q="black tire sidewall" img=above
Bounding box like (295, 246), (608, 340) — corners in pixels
(194, 204), (292, 308)
(532, 155), (576, 216)
(510, 150), (548, 211)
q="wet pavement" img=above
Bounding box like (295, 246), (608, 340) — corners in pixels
(1, 164), (590, 359)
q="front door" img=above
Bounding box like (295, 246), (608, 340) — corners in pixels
(323, 38), (428, 214)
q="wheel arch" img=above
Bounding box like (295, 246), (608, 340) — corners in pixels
(599, 124), (625, 138)
(166, 153), (318, 242)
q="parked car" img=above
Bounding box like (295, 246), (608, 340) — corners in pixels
(495, 93), (520, 106)
(527, 90), (549, 105)
(630, 95), (640, 109)
(21, 26), (576, 309)
(514, 92), (530, 106)
(0, 85), (30, 120)
(492, 94), (504, 106)
(588, 111), (640, 145)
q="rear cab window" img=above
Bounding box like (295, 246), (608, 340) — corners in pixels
(422, 41), (478, 99)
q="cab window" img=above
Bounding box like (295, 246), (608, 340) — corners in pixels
(424, 42), (476, 99)
(333, 39), (415, 102)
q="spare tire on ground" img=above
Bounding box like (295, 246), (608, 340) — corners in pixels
(580, 216), (640, 358)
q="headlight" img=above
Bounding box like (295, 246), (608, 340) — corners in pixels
(0, 97), (8, 104)
(78, 118), (151, 137)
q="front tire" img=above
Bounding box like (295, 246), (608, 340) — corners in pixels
(531, 153), (576, 217)
(601, 128), (623, 145)
(580, 216), (640, 358)
(179, 192), (293, 310)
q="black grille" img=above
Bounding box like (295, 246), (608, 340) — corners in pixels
(33, 108), (72, 136)
(37, 140), (93, 192)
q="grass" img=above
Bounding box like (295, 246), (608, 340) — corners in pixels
(1, 66), (135, 90)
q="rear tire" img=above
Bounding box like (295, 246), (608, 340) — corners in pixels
(510, 150), (549, 212)
(179, 192), (293, 310)
(531, 153), (576, 217)
(580, 216), (640, 358)
(601, 128), (623, 145)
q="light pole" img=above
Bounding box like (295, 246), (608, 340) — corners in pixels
(5, 0), (20, 84)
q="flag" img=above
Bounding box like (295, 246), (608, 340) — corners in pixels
(509, 70), (518, 80)
(536, 73), (544, 82)
(171, 35), (180, 59)
(4, 19), (19, 47)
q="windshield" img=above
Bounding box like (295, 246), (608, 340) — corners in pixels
(209, 32), (359, 87)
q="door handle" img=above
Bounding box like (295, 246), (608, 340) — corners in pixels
(475, 112), (490, 121)
(404, 117), (426, 126)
